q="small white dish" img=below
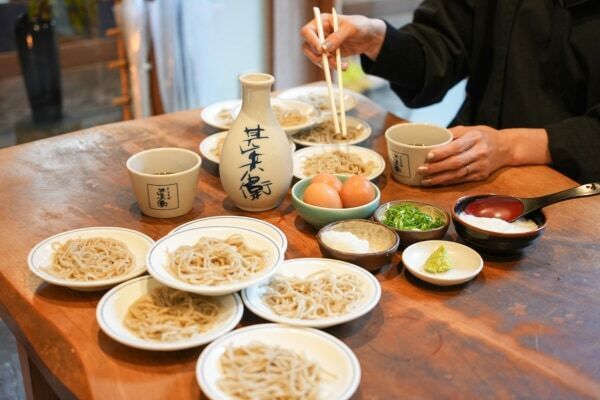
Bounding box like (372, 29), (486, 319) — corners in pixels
(402, 240), (484, 286)
(290, 116), (372, 147)
(28, 227), (154, 291)
(242, 258), (381, 328)
(170, 216), (288, 254)
(231, 98), (318, 134)
(196, 323), (361, 400)
(200, 100), (241, 130)
(96, 276), (243, 351)
(199, 131), (296, 165)
(277, 85), (359, 114)
(293, 144), (385, 180)
(147, 226), (283, 296)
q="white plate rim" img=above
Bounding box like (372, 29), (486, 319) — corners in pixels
(169, 216), (288, 253)
(290, 116), (372, 147)
(147, 226), (283, 296)
(96, 275), (244, 351)
(277, 86), (359, 113)
(402, 240), (484, 286)
(292, 144), (386, 180)
(200, 100), (241, 130)
(195, 323), (361, 400)
(28, 227), (154, 289)
(199, 131), (228, 164)
(241, 258), (381, 328)
(231, 98), (318, 133)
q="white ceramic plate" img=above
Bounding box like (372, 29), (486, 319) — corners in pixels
(402, 240), (484, 286)
(242, 258), (381, 328)
(169, 216), (288, 254)
(293, 144), (386, 180)
(28, 227), (154, 291)
(200, 100), (241, 130)
(277, 86), (359, 114)
(231, 98), (318, 134)
(290, 116), (372, 147)
(147, 226), (283, 296)
(196, 323), (361, 400)
(96, 276), (243, 351)
(199, 131), (296, 165)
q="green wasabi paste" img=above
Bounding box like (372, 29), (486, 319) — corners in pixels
(424, 245), (452, 273)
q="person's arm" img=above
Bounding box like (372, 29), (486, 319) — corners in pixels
(362, 0), (474, 107)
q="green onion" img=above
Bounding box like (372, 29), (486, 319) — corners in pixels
(381, 204), (444, 231)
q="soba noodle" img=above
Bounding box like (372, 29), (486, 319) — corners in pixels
(167, 234), (268, 286)
(218, 342), (330, 400)
(295, 119), (363, 144)
(302, 150), (376, 176)
(272, 105), (309, 127)
(46, 237), (134, 281)
(262, 271), (363, 320)
(124, 286), (220, 341)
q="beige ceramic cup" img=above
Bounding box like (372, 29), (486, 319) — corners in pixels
(385, 123), (453, 186)
(126, 148), (201, 218)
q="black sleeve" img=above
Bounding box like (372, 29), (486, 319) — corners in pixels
(361, 0), (473, 108)
(545, 104), (600, 183)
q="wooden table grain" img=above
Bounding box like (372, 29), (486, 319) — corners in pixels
(0, 96), (599, 400)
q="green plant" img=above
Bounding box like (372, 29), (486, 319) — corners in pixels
(28, 0), (98, 36)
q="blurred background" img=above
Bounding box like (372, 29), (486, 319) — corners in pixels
(0, 0), (464, 150)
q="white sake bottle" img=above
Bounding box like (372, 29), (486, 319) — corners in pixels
(219, 73), (293, 211)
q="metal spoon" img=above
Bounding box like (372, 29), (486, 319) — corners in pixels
(463, 183), (600, 222)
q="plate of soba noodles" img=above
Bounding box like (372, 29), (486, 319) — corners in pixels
(199, 131), (296, 165)
(96, 276), (243, 351)
(230, 98), (319, 134)
(196, 323), (361, 400)
(28, 227), (154, 291)
(277, 85), (359, 114)
(200, 100), (241, 130)
(147, 226), (283, 296)
(290, 116), (372, 147)
(242, 258), (381, 328)
(293, 144), (386, 180)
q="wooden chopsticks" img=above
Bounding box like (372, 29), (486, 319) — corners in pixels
(313, 7), (347, 138)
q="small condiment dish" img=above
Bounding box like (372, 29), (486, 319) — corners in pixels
(317, 219), (400, 271)
(453, 195), (547, 255)
(402, 240), (483, 286)
(373, 200), (450, 247)
(291, 176), (381, 229)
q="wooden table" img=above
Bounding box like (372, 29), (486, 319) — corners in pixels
(1, 96), (599, 400)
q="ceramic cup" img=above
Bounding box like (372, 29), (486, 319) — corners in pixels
(126, 148), (201, 218)
(385, 123), (453, 186)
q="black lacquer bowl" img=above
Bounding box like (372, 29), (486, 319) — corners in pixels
(452, 194), (547, 256)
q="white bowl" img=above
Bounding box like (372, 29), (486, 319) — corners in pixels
(242, 258), (381, 328)
(147, 226), (283, 296)
(96, 276), (243, 351)
(199, 131), (295, 165)
(290, 116), (372, 147)
(28, 227), (154, 291)
(293, 144), (385, 180)
(170, 215), (288, 254)
(200, 100), (241, 130)
(231, 98), (318, 134)
(402, 240), (484, 286)
(196, 323), (361, 400)
(277, 85), (359, 114)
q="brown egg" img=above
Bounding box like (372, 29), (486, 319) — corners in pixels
(311, 173), (343, 193)
(340, 176), (375, 208)
(303, 182), (343, 208)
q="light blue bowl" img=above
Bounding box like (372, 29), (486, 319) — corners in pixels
(291, 175), (381, 229)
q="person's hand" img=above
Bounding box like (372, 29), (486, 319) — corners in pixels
(300, 14), (386, 69)
(417, 125), (512, 186)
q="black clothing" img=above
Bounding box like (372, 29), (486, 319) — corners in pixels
(361, 0), (600, 183)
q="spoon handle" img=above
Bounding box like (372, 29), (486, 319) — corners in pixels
(524, 182), (600, 213)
